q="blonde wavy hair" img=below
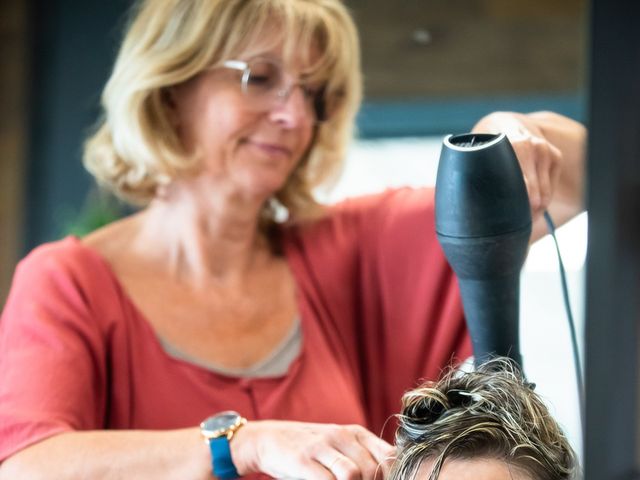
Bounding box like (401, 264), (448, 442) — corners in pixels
(390, 358), (578, 480)
(84, 0), (362, 224)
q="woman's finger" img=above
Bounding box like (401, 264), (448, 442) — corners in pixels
(349, 425), (395, 466)
(512, 139), (541, 212)
(345, 425), (395, 479)
(548, 142), (563, 201)
(316, 450), (360, 480)
(283, 459), (335, 480)
(533, 138), (563, 214)
(329, 434), (380, 479)
(533, 138), (553, 211)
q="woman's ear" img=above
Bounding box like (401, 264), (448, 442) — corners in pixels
(162, 87), (180, 127)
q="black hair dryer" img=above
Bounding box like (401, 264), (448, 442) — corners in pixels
(435, 133), (531, 367)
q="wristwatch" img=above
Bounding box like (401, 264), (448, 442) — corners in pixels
(200, 411), (247, 479)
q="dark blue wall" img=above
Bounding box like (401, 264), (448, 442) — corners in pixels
(24, 0), (131, 251)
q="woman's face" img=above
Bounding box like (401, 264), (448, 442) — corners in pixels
(169, 44), (318, 202)
(416, 457), (532, 480)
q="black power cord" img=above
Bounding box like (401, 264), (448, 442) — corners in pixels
(542, 211), (585, 422)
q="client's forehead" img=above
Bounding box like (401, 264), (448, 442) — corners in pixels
(416, 457), (532, 480)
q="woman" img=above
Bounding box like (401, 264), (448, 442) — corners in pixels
(0, 0), (585, 479)
(389, 358), (577, 479)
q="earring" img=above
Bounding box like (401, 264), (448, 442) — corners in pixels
(269, 197), (290, 223)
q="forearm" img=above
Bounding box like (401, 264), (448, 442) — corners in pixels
(0, 428), (211, 480)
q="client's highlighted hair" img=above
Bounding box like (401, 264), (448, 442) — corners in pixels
(390, 358), (577, 479)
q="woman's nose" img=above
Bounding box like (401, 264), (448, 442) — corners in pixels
(268, 85), (313, 128)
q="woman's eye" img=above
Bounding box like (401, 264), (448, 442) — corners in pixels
(246, 62), (280, 88)
(302, 85), (321, 99)
(247, 74), (273, 86)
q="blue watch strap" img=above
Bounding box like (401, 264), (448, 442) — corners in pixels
(210, 436), (240, 479)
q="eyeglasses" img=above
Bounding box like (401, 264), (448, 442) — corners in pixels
(221, 58), (329, 124)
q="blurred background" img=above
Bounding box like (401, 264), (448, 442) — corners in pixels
(0, 0), (587, 459)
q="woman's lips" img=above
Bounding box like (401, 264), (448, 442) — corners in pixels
(248, 140), (292, 158)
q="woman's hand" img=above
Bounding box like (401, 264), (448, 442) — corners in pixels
(472, 111), (561, 220)
(472, 111), (586, 242)
(231, 420), (395, 479)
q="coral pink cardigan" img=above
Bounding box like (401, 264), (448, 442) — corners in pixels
(0, 188), (470, 474)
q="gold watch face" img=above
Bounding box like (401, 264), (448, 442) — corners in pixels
(200, 411), (241, 439)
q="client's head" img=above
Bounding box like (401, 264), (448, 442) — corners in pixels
(390, 358), (577, 480)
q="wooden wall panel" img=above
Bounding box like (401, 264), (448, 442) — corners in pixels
(347, 0), (586, 99)
(0, 0), (28, 303)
